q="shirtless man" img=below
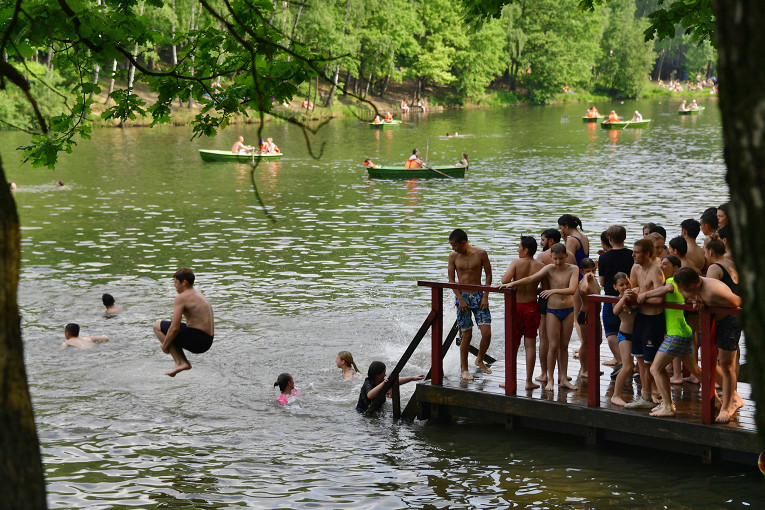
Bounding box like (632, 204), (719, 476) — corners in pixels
(231, 136), (254, 154)
(448, 229), (493, 380)
(680, 218), (706, 270)
(102, 293), (124, 314)
(668, 236), (701, 273)
(153, 267), (215, 377)
(499, 236), (544, 389)
(674, 267), (743, 423)
(624, 239), (665, 409)
(60, 323), (108, 349)
(505, 243), (579, 392)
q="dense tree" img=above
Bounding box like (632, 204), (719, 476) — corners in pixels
(511, 0), (604, 103)
(596, 0), (655, 97)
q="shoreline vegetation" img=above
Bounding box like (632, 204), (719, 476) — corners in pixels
(71, 77), (716, 130)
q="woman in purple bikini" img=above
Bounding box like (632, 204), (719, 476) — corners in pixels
(558, 214), (590, 365)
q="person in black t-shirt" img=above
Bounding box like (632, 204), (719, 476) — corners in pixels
(356, 362), (424, 413)
(598, 226), (634, 369)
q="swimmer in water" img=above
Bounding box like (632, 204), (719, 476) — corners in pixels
(59, 323), (109, 349)
(274, 373), (301, 404)
(336, 351), (359, 379)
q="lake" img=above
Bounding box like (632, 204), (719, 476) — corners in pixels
(4, 97), (763, 508)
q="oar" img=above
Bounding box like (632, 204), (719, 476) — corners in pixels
(622, 119), (632, 130)
(422, 162), (454, 179)
(425, 137), (429, 167)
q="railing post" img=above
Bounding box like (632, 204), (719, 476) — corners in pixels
(431, 286), (444, 385)
(504, 290), (517, 395)
(391, 373), (401, 419)
(587, 295), (600, 407)
(700, 310), (717, 425)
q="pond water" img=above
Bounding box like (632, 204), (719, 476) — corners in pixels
(4, 97), (764, 508)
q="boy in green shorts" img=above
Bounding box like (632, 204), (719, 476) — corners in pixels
(639, 255), (701, 416)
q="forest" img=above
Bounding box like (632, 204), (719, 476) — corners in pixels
(0, 0), (716, 137)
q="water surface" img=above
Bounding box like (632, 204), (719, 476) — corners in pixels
(4, 97), (763, 508)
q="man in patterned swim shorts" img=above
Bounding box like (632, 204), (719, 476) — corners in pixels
(448, 229), (493, 381)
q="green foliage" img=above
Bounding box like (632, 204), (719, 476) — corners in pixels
(595, 0), (656, 98)
(513, 0), (605, 104)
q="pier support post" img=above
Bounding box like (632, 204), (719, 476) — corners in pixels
(586, 296), (600, 407)
(431, 287), (444, 385)
(700, 311), (717, 425)
(391, 373), (400, 419)
(504, 290), (517, 395)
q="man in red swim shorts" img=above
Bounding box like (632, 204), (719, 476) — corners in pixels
(499, 236), (544, 390)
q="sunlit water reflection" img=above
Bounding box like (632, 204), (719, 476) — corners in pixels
(4, 98), (763, 507)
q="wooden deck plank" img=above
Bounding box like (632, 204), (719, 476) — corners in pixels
(409, 339), (758, 464)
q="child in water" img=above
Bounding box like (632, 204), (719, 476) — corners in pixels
(356, 361), (424, 413)
(274, 373), (301, 404)
(336, 351), (359, 379)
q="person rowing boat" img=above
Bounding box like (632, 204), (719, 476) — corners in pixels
(404, 148), (423, 169)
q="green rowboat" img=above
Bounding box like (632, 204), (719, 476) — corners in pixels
(199, 150), (283, 162)
(582, 115), (605, 123)
(366, 164), (466, 179)
(678, 107), (706, 115)
(600, 119), (652, 129)
(369, 120), (402, 129)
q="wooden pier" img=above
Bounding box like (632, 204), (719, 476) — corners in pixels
(379, 281), (759, 465)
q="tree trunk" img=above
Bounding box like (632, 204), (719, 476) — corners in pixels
(312, 75), (318, 111)
(713, 0), (765, 446)
(105, 59), (117, 105)
(326, 63), (340, 106)
(364, 72), (372, 98)
(289, 0), (306, 46)
(171, 0), (178, 67)
(342, 70), (351, 96)
(0, 158), (48, 508)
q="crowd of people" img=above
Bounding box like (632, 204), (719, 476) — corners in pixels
(658, 76), (718, 94)
(448, 205), (743, 424)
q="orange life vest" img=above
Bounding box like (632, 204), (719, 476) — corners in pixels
(374, 117), (380, 125)
(259, 141), (268, 152)
(586, 110), (595, 118)
(384, 114), (393, 122)
(609, 113), (619, 122)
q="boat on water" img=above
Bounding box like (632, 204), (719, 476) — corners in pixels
(582, 115), (605, 123)
(600, 119), (652, 129)
(369, 120), (402, 129)
(678, 107), (706, 115)
(199, 150), (283, 162)
(366, 164), (466, 179)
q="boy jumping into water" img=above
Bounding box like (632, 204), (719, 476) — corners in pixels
(500, 235), (544, 390)
(504, 243), (578, 392)
(448, 229), (493, 381)
(152, 267), (215, 377)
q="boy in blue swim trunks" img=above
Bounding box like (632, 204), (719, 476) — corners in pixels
(448, 229), (493, 381)
(505, 243), (579, 392)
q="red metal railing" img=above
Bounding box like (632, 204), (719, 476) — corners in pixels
(415, 281), (740, 425)
(585, 294), (741, 425)
(418, 281), (519, 395)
